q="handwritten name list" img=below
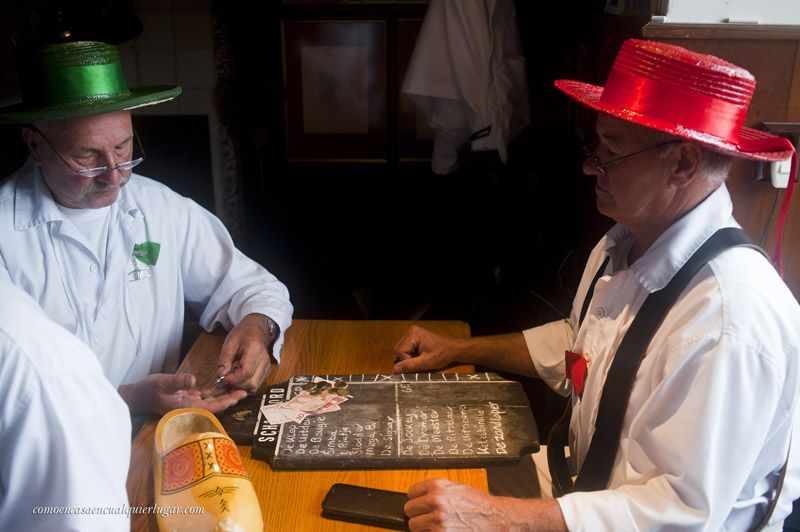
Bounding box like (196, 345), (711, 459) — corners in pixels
(252, 373), (539, 469)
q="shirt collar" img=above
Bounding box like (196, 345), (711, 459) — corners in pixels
(13, 158), (62, 230)
(115, 177), (141, 219)
(603, 184), (737, 293)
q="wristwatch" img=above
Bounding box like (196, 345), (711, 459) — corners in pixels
(263, 315), (279, 357)
(264, 315), (279, 339)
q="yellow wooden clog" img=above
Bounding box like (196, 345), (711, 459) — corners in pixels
(153, 408), (263, 532)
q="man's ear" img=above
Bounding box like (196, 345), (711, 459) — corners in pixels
(670, 142), (702, 188)
(21, 126), (44, 165)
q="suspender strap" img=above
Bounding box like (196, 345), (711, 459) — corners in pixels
(548, 227), (754, 495)
(547, 399), (577, 497)
(580, 256), (611, 326)
(575, 227), (753, 490)
(548, 255), (611, 496)
(754, 439), (791, 531)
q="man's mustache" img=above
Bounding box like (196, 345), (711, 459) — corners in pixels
(88, 174), (130, 192)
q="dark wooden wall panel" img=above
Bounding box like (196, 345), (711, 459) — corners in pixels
(790, 45), (800, 121)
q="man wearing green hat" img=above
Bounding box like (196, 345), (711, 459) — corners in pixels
(0, 41), (293, 415)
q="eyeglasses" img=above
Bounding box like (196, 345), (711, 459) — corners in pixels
(583, 139), (680, 176)
(29, 125), (145, 178)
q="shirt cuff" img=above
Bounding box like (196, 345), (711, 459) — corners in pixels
(557, 490), (632, 532)
(234, 306), (292, 363)
(522, 319), (572, 396)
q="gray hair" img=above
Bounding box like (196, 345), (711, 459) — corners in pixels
(643, 128), (732, 189)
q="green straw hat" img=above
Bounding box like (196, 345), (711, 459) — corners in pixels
(0, 40), (181, 124)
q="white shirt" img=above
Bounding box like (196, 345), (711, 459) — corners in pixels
(54, 203), (112, 272)
(0, 280), (130, 532)
(523, 184), (800, 530)
(0, 159), (293, 386)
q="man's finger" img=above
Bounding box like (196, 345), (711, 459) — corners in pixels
(224, 349), (268, 391)
(394, 339), (420, 356)
(162, 373), (195, 393)
(200, 390), (248, 413)
(404, 493), (434, 519)
(394, 355), (432, 374)
(407, 478), (439, 498)
(393, 327), (422, 356)
(216, 342), (240, 377)
(226, 349), (257, 380)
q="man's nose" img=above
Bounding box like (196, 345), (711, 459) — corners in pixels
(96, 163), (124, 183)
(96, 153), (126, 178)
(583, 156), (601, 177)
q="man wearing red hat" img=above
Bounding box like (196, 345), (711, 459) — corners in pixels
(393, 39), (800, 531)
(0, 41), (292, 416)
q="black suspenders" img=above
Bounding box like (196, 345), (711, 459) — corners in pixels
(548, 227), (755, 494)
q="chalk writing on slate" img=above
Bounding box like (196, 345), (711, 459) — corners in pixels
(222, 373), (539, 469)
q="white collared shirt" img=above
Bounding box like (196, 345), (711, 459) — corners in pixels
(54, 203), (112, 271)
(0, 158), (293, 386)
(524, 184), (800, 530)
(0, 281), (130, 531)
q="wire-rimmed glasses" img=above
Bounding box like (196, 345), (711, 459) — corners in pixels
(583, 139), (680, 176)
(29, 125), (145, 178)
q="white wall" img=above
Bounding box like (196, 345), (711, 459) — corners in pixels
(124, 0), (223, 218)
(663, 0), (800, 24)
(0, 0), (224, 219)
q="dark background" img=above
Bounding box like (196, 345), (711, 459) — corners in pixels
(0, 0), (628, 433)
(216, 0), (615, 335)
(0, 0), (619, 333)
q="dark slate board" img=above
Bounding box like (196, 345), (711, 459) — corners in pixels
(221, 373), (539, 470)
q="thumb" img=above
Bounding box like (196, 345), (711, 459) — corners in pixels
(394, 355), (430, 374)
(161, 373), (195, 394)
(217, 340), (240, 376)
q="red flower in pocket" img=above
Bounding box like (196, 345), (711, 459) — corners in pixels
(565, 350), (589, 397)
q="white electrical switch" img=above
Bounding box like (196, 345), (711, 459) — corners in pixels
(771, 158), (792, 188)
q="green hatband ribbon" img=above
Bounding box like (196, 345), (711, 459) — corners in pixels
(36, 62), (131, 105)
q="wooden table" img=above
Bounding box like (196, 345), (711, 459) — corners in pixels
(127, 319), (487, 531)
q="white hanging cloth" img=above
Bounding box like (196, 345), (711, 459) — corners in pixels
(402, 0), (530, 174)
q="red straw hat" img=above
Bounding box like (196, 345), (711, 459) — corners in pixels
(556, 38), (796, 275)
(555, 39), (794, 162)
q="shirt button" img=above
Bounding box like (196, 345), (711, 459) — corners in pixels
(595, 307), (606, 318)
(90, 264), (98, 273)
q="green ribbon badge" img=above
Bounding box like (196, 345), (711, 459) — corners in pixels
(132, 241), (161, 266)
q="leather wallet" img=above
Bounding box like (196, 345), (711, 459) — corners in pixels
(321, 483), (409, 531)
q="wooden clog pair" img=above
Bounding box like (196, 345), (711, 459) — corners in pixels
(154, 408), (263, 531)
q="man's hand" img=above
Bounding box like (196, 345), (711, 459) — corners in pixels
(404, 478), (567, 532)
(394, 327), (537, 377)
(119, 373), (248, 415)
(217, 313), (276, 392)
(393, 325), (462, 373)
